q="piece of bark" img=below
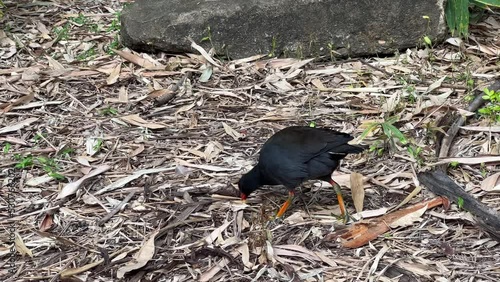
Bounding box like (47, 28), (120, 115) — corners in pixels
(154, 71), (192, 106)
(418, 170), (500, 242)
(323, 197), (445, 248)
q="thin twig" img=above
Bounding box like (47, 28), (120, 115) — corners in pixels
(97, 191), (137, 226)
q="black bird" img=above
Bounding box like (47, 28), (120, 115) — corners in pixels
(238, 126), (364, 218)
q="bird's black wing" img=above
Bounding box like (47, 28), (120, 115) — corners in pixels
(271, 126), (360, 161)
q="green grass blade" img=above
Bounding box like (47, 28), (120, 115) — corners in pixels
(386, 124), (408, 145)
(471, 0), (500, 8)
(359, 123), (378, 141)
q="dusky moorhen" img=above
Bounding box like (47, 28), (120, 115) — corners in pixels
(238, 126), (364, 218)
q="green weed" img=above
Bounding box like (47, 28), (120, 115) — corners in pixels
(71, 13), (90, 25)
(3, 142), (11, 154)
(360, 116), (408, 149)
(14, 154), (34, 169)
(77, 46), (97, 61)
(478, 88), (500, 123)
(100, 107), (118, 116)
(201, 26), (212, 43)
(407, 145), (424, 165)
(107, 11), (121, 32)
(14, 154), (65, 180)
(457, 196), (464, 209)
(54, 23), (71, 41)
(106, 34), (121, 54)
(93, 138), (104, 152)
(268, 36), (277, 57)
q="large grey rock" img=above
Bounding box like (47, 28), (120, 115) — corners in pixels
(121, 0), (447, 59)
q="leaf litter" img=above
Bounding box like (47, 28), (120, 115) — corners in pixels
(0, 1), (499, 281)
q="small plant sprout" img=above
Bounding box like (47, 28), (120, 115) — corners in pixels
(100, 107), (118, 116)
(71, 13), (89, 25)
(423, 36), (432, 47)
(268, 36), (277, 57)
(14, 154), (34, 169)
(33, 133), (47, 144)
(107, 11), (121, 32)
(457, 197), (464, 209)
(327, 43), (339, 61)
(54, 23), (71, 41)
(480, 163), (488, 178)
(478, 88), (500, 123)
(360, 116), (408, 151)
(14, 154), (65, 180)
(201, 25), (212, 43)
(107, 34), (121, 54)
(407, 145), (424, 165)
(369, 140), (385, 156)
(93, 138), (104, 152)
(422, 15), (431, 31)
(77, 46), (97, 61)
(3, 142), (11, 154)
(58, 147), (75, 159)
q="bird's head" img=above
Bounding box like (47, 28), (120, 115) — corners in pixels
(238, 166), (261, 200)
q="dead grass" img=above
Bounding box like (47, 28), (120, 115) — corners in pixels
(1, 1), (499, 281)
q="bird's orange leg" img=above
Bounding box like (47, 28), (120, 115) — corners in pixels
(329, 179), (348, 221)
(276, 190), (295, 218)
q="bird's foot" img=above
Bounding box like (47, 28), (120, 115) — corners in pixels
(265, 215), (284, 229)
(332, 210), (355, 224)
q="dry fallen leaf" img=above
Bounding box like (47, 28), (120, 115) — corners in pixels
(120, 114), (167, 129)
(60, 259), (103, 278)
(113, 49), (157, 69)
(350, 172), (365, 214)
(26, 175), (53, 187)
(436, 155), (500, 165)
(222, 122), (243, 141)
(46, 55), (66, 71)
(390, 204), (428, 228)
(57, 165), (111, 199)
(175, 158), (240, 172)
(0, 92), (35, 111)
(460, 126), (500, 133)
(94, 167), (176, 195)
(0, 117), (39, 135)
(423, 75), (447, 94)
(204, 140), (223, 162)
(381, 91), (401, 113)
(199, 258), (230, 282)
(39, 213), (54, 232)
(0, 30), (17, 59)
(311, 78), (327, 91)
(204, 220), (232, 245)
(15, 232), (33, 258)
(106, 63), (121, 85)
(117, 230), (159, 278)
(188, 37), (222, 68)
(481, 172), (500, 192)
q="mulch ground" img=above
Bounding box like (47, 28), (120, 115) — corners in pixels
(1, 1), (499, 281)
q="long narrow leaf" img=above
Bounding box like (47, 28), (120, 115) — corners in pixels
(386, 124), (408, 144)
(471, 0), (500, 8)
(445, 0), (470, 38)
(445, 0), (457, 35)
(359, 123), (379, 141)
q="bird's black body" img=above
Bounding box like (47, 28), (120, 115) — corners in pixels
(239, 126), (364, 198)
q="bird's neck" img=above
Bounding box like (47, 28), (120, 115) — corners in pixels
(244, 165), (263, 192)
